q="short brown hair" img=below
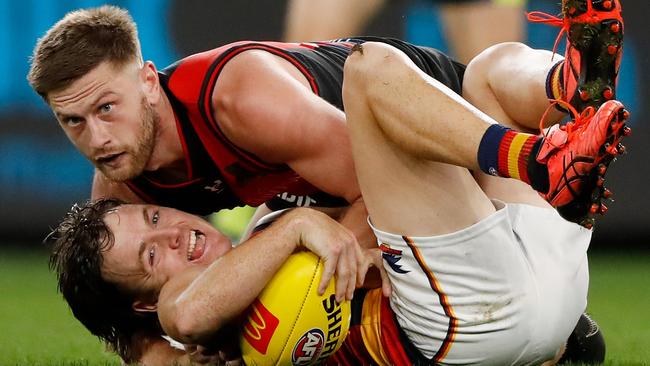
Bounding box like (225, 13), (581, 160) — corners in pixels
(27, 5), (142, 99)
(47, 198), (161, 362)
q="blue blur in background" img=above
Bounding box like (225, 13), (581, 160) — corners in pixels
(0, 0), (647, 242)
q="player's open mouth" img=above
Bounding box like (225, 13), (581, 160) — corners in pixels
(187, 229), (206, 261)
(96, 152), (124, 167)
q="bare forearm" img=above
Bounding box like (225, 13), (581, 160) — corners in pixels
(159, 207), (359, 345)
(337, 197), (376, 249)
(159, 211), (303, 344)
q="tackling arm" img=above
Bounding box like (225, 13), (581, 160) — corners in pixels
(157, 208), (359, 345)
(213, 50), (375, 250)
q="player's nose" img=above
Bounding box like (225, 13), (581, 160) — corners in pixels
(86, 117), (112, 149)
(145, 227), (182, 250)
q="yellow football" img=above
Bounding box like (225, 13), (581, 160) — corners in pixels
(240, 251), (351, 366)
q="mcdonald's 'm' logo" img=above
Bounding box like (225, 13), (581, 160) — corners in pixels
(243, 298), (280, 354)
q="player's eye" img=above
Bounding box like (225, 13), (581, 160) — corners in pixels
(152, 211), (160, 226)
(148, 246), (156, 266)
(99, 103), (113, 114)
(65, 117), (83, 127)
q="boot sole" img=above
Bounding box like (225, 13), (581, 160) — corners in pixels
(565, 0), (623, 111)
(556, 105), (630, 228)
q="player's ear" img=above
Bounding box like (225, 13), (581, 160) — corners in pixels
(132, 299), (158, 313)
(140, 61), (160, 104)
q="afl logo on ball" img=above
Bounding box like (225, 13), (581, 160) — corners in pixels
(291, 328), (324, 365)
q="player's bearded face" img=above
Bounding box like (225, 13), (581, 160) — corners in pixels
(97, 97), (158, 181)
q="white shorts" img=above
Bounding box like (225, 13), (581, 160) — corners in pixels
(369, 200), (592, 366)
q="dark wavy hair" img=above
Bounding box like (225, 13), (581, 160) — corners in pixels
(47, 198), (162, 362)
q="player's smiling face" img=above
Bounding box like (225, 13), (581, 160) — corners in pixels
(48, 60), (159, 182)
(100, 204), (233, 300)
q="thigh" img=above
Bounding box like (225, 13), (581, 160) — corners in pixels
(510, 203), (591, 362)
(462, 43), (560, 208)
(342, 48), (495, 236)
(373, 202), (590, 365)
(354, 36), (467, 94)
(372, 202), (535, 364)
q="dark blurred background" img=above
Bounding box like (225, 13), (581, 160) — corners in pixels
(1, 0), (647, 246)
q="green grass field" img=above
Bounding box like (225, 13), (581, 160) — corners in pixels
(0, 246), (648, 365)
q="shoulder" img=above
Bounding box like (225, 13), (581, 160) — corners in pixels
(219, 48), (285, 77)
(214, 48), (303, 99)
(212, 49), (279, 112)
(209, 52), (272, 146)
(216, 45), (313, 92)
(211, 49), (312, 147)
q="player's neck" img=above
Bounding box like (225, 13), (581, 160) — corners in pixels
(144, 90), (188, 180)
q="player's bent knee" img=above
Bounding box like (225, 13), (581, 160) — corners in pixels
(344, 42), (407, 85)
(467, 42), (530, 74)
(465, 42), (531, 91)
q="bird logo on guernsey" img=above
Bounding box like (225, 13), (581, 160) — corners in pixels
(379, 243), (409, 274)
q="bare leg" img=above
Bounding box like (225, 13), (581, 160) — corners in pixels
(342, 40), (628, 225)
(343, 41), (511, 173)
(342, 42), (496, 236)
(463, 42), (565, 132)
(462, 42), (566, 207)
(440, 1), (526, 64)
(341, 41), (577, 232)
(283, 0), (385, 41)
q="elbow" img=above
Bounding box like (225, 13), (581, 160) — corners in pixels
(165, 315), (198, 344)
(161, 301), (224, 345)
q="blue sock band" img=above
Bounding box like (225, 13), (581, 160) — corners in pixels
(477, 124), (510, 176)
(545, 60), (563, 100)
(546, 60), (568, 113)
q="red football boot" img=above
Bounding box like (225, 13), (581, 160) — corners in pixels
(528, 0), (623, 112)
(537, 100), (630, 228)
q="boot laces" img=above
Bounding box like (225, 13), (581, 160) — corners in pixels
(539, 99), (596, 146)
(527, 11), (568, 59)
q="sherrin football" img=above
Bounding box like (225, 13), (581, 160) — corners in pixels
(240, 251), (351, 366)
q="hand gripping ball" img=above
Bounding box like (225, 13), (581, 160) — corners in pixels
(240, 251), (351, 366)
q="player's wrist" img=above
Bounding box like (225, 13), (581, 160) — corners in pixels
(287, 208), (315, 244)
(265, 207), (310, 251)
